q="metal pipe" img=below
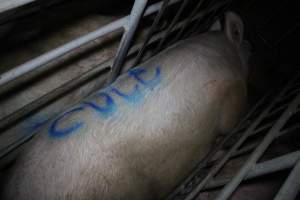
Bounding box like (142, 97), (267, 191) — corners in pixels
(216, 94), (300, 200)
(173, 0), (205, 42)
(274, 159), (300, 200)
(155, 0), (190, 53)
(204, 151), (300, 190)
(0, 0), (181, 87)
(107, 0), (148, 84)
(133, 0), (170, 66)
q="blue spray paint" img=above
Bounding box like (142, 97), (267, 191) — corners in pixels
(48, 65), (162, 138)
(111, 84), (143, 105)
(83, 92), (117, 118)
(128, 66), (161, 89)
(25, 115), (50, 134)
(49, 106), (85, 138)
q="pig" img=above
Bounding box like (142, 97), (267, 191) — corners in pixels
(1, 11), (249, 200)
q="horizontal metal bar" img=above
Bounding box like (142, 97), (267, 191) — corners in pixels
(204, 151), (300, 190)
(274, 158), (300, 200)
(0, 0), (181, 87)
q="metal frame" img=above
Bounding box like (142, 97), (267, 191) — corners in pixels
(0, 0), (231, 163)
(167, 74), (300, 200)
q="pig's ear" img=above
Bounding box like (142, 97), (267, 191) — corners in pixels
(225, 11), (244, 47)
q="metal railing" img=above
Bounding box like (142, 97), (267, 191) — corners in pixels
(0, 0), (232, 167)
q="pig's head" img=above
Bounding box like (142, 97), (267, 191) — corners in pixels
(223, 11), (251, 77)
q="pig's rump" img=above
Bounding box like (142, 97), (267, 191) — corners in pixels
(3, 33), (246, 200)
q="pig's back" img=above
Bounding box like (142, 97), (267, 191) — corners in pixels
(3, 34), (246, 200)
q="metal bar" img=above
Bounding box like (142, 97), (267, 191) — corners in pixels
(0, 0), (35, 14)
(279, 124), (300, 136)
(132, 0), (170, 66)
(183, 75), (299, 200)
(0, 0), (181, 87)
(274, 159), (300, 200)
(231, 143), (258, 158)
(187, 1), (231, 39)
(207, 144), (258, 166)
(215, 94), (300, 200)
(250, 122), (274, 136)
(204, 151), (300, 190)
(185, 0), (218, 37)
(173, 0), (205, 42)
(107, 0), (148, 84)
(154, 0), (190, 53)
(266, 104), (287, 117)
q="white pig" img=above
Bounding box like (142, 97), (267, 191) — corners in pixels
(2, 11), (249, 200)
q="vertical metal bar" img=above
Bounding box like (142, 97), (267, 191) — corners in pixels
(154, 0), (190, 53)
(274, 159), (300, 200)
(107, 0), (148, 84)
(216, 94), (300, 200)
(133, 0), (170, 66)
